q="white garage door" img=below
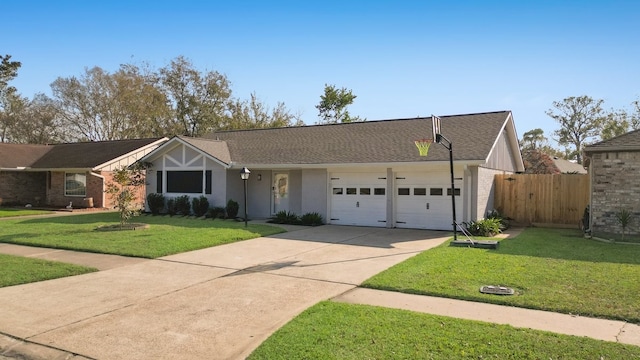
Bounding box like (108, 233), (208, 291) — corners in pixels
(330, 172), (387, 227)
(395, 172), (462, 230)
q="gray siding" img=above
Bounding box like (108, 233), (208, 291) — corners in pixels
(485, 129), (518, 172)
(288, 170), (303, 215)
(301, 169), (328, 219)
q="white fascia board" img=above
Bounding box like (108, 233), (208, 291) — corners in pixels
(228, 160), (484, 170)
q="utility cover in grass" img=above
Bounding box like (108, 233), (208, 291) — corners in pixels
(480, 285), (515, 295)
(95, 223), (150, 231)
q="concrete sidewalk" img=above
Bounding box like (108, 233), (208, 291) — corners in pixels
(333, 288), (640, 347)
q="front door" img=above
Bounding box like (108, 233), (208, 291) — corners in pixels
(272, 172), (289, 214)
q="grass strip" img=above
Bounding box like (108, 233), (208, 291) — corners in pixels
(0, 253), (97, 288)
(0, 212), (285, 258)
(363, 227), (640, 323)
(249, 301), (640, 359)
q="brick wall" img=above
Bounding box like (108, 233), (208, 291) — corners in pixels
(0, 171), (46, 206)
(590, 151), (640, 235)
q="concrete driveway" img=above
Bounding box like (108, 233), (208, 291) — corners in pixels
(0, 225), (449, 360)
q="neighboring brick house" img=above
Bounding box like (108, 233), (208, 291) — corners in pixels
(0, 138), (167, 209)
(584, 129), (640, 236)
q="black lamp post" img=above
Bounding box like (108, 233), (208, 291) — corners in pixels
(240, 167), (250, 227)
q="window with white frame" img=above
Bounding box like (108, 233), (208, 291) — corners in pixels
(65, 172), (87, 196)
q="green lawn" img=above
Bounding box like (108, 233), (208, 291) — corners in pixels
(0, 208), (53, 218)
(0, 253), (97, 288)
(0, 212), (285, 258)
(249, 301), (640, 359)
(363, 227), (640, 323)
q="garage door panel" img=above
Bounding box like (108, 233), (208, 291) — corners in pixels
(395, 172), (462, 230)
(330, 173), (387, 227)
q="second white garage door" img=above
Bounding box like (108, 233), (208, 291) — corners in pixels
(395, 171), (462, 230)
(330, 172), (387, 227)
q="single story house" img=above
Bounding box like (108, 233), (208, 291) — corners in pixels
(0, 138), (167, 209)
(583, 129), (640, 236)
(140, 111), (524, 230)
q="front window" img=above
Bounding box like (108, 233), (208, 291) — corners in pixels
(165, 170), (212, 194)
(65, 172), (86, 196)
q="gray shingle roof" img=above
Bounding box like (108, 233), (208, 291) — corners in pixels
(177, 136), (231, 165)
(584, 129), (640, 153)
(0, 138), (164, 170)
(0, 143), (51, 168)
(206, 111), (513, 165)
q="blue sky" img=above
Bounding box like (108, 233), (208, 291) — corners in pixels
(4, 1), (640, 146)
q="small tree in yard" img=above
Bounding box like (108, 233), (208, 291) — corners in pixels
(105, 163), (148, 228)
(615, 209), (632, 242)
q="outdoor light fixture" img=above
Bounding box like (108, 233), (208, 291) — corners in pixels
(240, 167), (250, 227)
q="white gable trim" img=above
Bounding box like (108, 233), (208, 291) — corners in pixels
(484, 112), (524, 172)
(94, 138), (169, 170)
(140, 136), (231, 169)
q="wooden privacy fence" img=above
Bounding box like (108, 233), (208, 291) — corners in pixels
(494, 174), (589, 226)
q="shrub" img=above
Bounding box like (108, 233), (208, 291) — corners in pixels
(146, 193), (165, 215)
(465, 218), (502, 237)
(175, 195), (191, 215)
(615, 209), (633, 242)
(486, 209), (510, 231)
(272, 210), (299, 224)
(208, 206), (226, 219)
(166, 198), (177, 216)
(300, 212), (324, 226)
(226, 199), (239, 219)
(191, 196), (210, 217)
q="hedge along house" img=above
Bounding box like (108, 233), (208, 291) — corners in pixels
(141, 111), (523, 230)
(583, 129), (640, 237)
(0, 138), (167, 209)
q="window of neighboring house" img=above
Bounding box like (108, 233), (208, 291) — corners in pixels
(165, 170), (212, 194)
(65, 172), (87, 196)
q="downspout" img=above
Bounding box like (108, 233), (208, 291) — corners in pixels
(90, 171), (106, 208)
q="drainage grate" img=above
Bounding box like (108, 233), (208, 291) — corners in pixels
(479, 285), (515, 295)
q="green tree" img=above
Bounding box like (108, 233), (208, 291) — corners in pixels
(631, 98), (640, 130)
(0, 55), (23, 143)
(105, 163), (148, 228)
(520, 128), (547, 151)
(226, 92), (303, 130)
(159, 56), (232, 136)
(315, 84), (363, 124)
(0, 55), (21, 94)
(601, 109), (630, 140)
(546, 96), (607, 164)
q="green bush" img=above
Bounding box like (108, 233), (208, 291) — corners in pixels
(191, 196), (209, 217)
(300, 212), (324, 226)
(166, 198), (177, 216)
(175, 195), (191, 216)
(207, 206), (226, 219)
(226, 199), (239, 219)
(271, 210), (297, 224)
(465, 218), (502, 237)
(486, 209), (510, 231)
(146, 193), (165, 215)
